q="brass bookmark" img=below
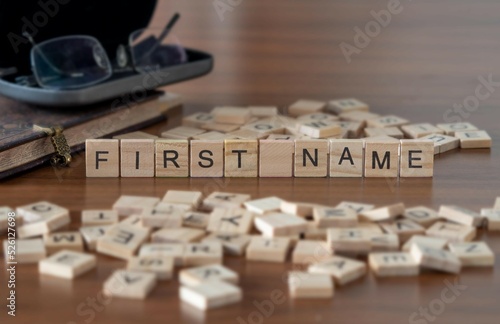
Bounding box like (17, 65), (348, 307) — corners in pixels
(33, 125), (72, 167)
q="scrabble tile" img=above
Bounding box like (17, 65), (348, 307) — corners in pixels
(337, 201), (375, 214)
(436, 122), (478, 136)
(179, 264), (239, 286)
(399, 139), (434, 177)
(190, 140), (224, 177)
(202, 233), (252, 256)
(183, 211), (211, 229)
(127, 255), (174, 280)
(85, 139), (120, 177)
(17, 211), (70, 239)
(357, 222), (385, 234)
(308, 255), (367, 285)
(369, 233), (399, 251)
(401, 123), (444, 139)
(113, 131), (158, 140)
(402, 235), (447, 252)
(244, 197), (283, 214)
(17, 201), (69, 223)
(313, 206), (358, 228)
(96, 224), (149, 260)
(359, 203), (405, 222)
(455, 130), (492, 149)
(228, 128), (269, 140)
(3, 238), (46, 263)
(292, 240), (332, 264)
(364, 140), (399, 177)
(339, 111), (380, 124)
(192, 131), (234, 141)
(339, 121), (364, 138)
(280, 201), (317, 217)
(119, 139), (155, 177)
(161, 126), (206, 140)
(155, 139), (189, 177)
(0, 206), (14, 232)
(202, 192), (251, 210)
(162, 190), (203, 208)
(258, 139), (294, 177)
(246, 236), (291, 262)
(248, 106), (279, 117)
(254, 213), (307, 237)
(39, 250), (96, 279)
(368, 252), (419, 277)
(179, 280), (242, 310)
(119, 215), (146, 228)
(329, 139), (364, 177)
(138, 243), (184, 266)
(103, 270), (157, 300)
(448, 242), (495, 267)
(44, 231), (84, 255)
(364, 127), (404, 139)
(366, 115), (409, 128)
(224, 139), (258, 177)
(201, 122), (241, 133)
(410, 244), (461, 274)
(380, 219), (426, 243)
(182, 112), (215, 128)
(152, 228), (205, 244)
(140, 204), (183, 228)
(184, 242), (223, 266)
(438, 205), (483, 227)
(266, 134), (297, 140)
(208, 208), (254, 234)
(288, 271), (334, 298)
(326, 98), (369, 114)
(112, 195), (160, 217)
(288, 99), (326, 117)
(294, 139), (329, 177)
(299, 120), (341, 139)
(481, 209), (500, 230)
(419, 133), (460, 154)
(81, 210), (118, 226)
(426, 221), (476, 242)
(403, 206), (440, 227)
(212, 106), (251, 124)
(79, 225), (112, 251)
(297, 113), (339, 123)
(327, 228), (373, 254)
(304, 222), (328, 240)
(240, 119), (286, 135)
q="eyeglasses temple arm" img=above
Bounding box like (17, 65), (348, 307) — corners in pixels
(23, 32), (67, 76)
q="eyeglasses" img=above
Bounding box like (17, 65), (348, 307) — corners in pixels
(20, 13), (186, 90)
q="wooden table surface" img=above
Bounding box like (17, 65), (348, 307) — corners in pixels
(2, 0), (500, 323)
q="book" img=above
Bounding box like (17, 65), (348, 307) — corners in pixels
(0, 91), (182, 179)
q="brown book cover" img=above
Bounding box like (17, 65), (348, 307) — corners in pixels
(0, 91), (181, 179)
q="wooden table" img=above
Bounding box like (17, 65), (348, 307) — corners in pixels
(2, 0), (500, 323)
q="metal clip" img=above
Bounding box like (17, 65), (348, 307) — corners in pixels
(33, 125), (72, 167)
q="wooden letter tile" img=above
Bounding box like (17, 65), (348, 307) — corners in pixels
(359, 203), (405, 222)
(400, 123), (444, 138)
(329, 139), (364, 177)
(155, 139), (189, 177)
(202, 192), (251, 210)
(369, 233), (400, 252)
(455, 130), (492, 149)
(103, 270), (157, 300)
(190, 140), (224, 177)
(140, 205), (183, 229)
(113, 131), (158, 140)
(161, 126), (206, 140)
(138, 243), (184, 266)
(162, 190), (203, 208)
(202, 233), (252, 256)
(3, 238), (46, 263)
(17, 206), (70, 239)
(254, 213), (307, 237)
(127, 255), (174, 280)
(364, 140), (400, 177)
(120, 139), (155, 177)
(366, 115), (409, 128)
(85, 139), (120, 177)
(380, 219), (426, 243)
(448, 242), (495, 267)
(399, 139), (434, 177)
(313, 206), (358, 228)
(420, 133), (460, 154)
(208, 208), (254, 234)
(179, 264), (239, 286)
(326, 98), (369, 114)
(299, 120), (341, 138)
(96, 224), (149, 260)
(112, 195), (160, 217)
(81, 210), (118, 226)
(151, 228), (205, 244)
(337, 201), (375, 214)
(294, 139), (329, 177)
(79, 225), (112, 251)
(248, 106), (279, 117)
(327, 228), (372, 255)
(224, 139), (258, 177)
(292, 240), (332, 264)
(481, 209), (500, 231)
(39, 250), (96, 279)
(364, 127), (404, 139)
(246, 236), (291, 262)
(179, 280), (242, 310)
(44, 231), (84, 255)
(288, 99), (326, 117)
(182, 112), (215, 128)
(438, 205), (483, 227)
(308, 255), (367, 285)
(425, 221), (476, 242)
(402, 235), (448, 252)
(17, 201), (69, 223)
(183, 242), (223, 266)
(403, 206), (440, 227)
(259, 139), (294, 177)
(288, 271), (334, 298)
(368, 252), (419, 277)
(212, 106), (251, 124)
(183, 211), (211, 229)
(410, 244), (461, 274)
(436, 122), (478, 135)
(244, 196), (283, 214)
